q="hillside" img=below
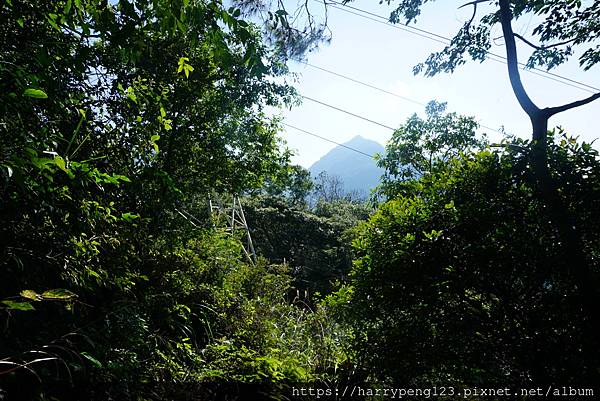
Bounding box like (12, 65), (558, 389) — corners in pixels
(309, 135), (385, 194)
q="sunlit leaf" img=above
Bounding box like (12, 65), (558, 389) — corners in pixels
(41, 289), (77, 300)
(23, 88), (48, 99)
(81, 352), (103, 368)
(54, 156), (68, 173)
(2, 300), (35, 311)
(20, 289), (41, 301)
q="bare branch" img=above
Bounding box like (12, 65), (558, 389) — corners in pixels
(546, 92), (600, 117)
(498, 0), (539, 116)
(467, 3), (477, 28)
(459, 0), (481, 41)
(458, 0), (490, 10)
(490, 143), (528, 154)
(514, 33), (576, 50)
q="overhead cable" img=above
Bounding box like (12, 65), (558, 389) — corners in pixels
(296, 61), (503, 133)
(282, 122), (376, 158)
(322, 0), (600, 94)
(301, 95), (397, 131)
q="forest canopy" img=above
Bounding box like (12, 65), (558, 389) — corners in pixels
(2, 0), (600, 400)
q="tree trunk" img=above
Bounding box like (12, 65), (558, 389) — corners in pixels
(530, 112), (600, 380)
(530, 115), (548, 186)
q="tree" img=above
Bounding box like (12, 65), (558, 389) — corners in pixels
(377, 100), (486, 197)
(363, 1), (600, 175)
(312, 171), (347, 203)
(244, 192), (372, 296)
(0, 0), (333, 398)
(354, 0), (600, 360)
(337, 132), (600, 387)
(261, 164), (314, 208)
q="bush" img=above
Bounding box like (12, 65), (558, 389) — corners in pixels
(337, 131), (600, 388)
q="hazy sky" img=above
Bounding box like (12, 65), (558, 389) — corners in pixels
(273, 0), (600, 168)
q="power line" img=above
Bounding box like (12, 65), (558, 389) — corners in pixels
(300, 62), (427, 107)
(297, 61), (503, 134)
(282, 122), (375, 158)
(301, 93), (504, 135)
(326, 2), (449, 45)
(301, 95), (398, 131)
(323, 0), (600, 94)
(325, 3), (590, 91)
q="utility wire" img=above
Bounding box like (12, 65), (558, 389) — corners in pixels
(295, 93), (503, 154)
(284, 3), (598, 167)
(301, 95), (398, 131)
(282, 122), (376, 158)
(325, 4), (591, 91)
(323, 0), (600, 94)
(296, 61), (503, 133)
(326, 2), (449, 45)
(300, 61), (427, 107)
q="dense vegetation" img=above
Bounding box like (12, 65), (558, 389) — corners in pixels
(2, 0), (600, 400)
(337, 131), (600, 388)
(0, 0), (343, 399)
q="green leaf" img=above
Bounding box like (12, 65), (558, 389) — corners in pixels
(54, 156), (68, 173)
(177, 57), (194, 78)
(112, 174), (130, 183)
(41, 288), (77, 300)
(121, 212), (140, 222)
(23, 88), (48, 99)
(184, 64), (194, 78)
(81, 352), (103, 368)
(88, 270), (101, 280)
(63, 0), (72, 15)
(20, 290), (41, 301)
(2, 300), (35, 311)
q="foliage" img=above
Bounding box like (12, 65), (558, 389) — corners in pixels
(336, 131), (600, 387)
(376, 100), (487, 197)
(244, 194), (372, 296)
(0, 0), (345, 399)
(261, 164), (314, 208)
(376, 0), (600, 74)
(233, 0), (332, 60)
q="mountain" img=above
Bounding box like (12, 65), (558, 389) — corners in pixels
(309, 135), (385, 194)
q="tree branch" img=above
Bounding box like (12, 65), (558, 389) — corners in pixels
(514, 33), (576, 50)
(490, 143), (528, 154)
(498, 0), (539, 116)
(458, 0), (490, 9)
(466, 3), (477, 28)
(545, 92), (600, 117)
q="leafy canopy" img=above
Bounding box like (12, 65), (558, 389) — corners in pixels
(374, 0), (600, 74)
(337, 130), (600, 386)
(0, 0), (345, 398)
(376, 101), (487, 197)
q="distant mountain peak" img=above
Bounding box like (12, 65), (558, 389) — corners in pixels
(309, 135), (385, 193)
(349, 134), (366, 141)
(346, 135), (379, 145)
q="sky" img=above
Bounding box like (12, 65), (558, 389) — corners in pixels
(272, 0), (600, 168)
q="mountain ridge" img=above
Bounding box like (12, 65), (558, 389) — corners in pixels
(308, 135), (385, 194)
